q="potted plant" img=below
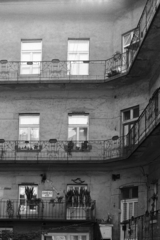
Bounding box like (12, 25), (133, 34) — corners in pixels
(107, 51), (122, 77)
(6, 199), (14, 218)
(66, 187), (93, 219)
(25, 186), (35, 202)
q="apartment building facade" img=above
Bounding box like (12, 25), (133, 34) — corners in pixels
(0, 0), (160, 240)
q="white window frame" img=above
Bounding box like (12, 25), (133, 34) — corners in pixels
(122, 28), (139, 69)
(42, 233), (89, 240)
(122, 106), (139, 146)
(68, 114), (89, 143)
(121, 198), (138, 222)
(19, 185), (38, 214)
(68, 40), (89, 75)
(21, 40), (42, 74)
(19, 114), (40, 141)
(120, 199), (138, 240)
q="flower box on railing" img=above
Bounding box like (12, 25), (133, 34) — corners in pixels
(15, 143), (42, 152)
(64, 141), (92, 155)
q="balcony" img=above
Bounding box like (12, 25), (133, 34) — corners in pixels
(0, 138), (124, 162)
(0, 1), (159, 84)
(0, 199), (96, 221)
(0, 57), (128, 83)
(0, 88), (160, 163)
(121, 209), (160, 240)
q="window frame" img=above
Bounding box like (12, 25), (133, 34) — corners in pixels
(19, 185), (38, 214)
(67, 39), (89, 75)
(42, 233), (89, 240)
(68, 114), (89, 143)
(21, 40), (42, 75)
(121, 106), (139, 146)
(19, 114), (40, 141)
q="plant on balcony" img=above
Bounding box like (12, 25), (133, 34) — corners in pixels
(65, 141), (74, 155)
(6, 200), (14, 218)
(49, 198), (56, 207)
(25, 186), (35, 202)
(49, 194), (64, 208)
(107, 51), (122, 77)
(65, 187), (92, 208)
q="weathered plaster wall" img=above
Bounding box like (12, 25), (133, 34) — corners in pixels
(0, 0), (146, 61)
(0, 80), (149, 140)
(0, 167), (147, 239)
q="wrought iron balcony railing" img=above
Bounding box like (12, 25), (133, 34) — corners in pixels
(126, 87), (160, 154)
(121, 209), (160, 240)
(0, 57), (128, 82)
(0, 199), (96, 220)
(0, 138), (124, 161)
(127, 0), (160, 66)
(0, 0), (159, 83)
(0, 88), (160, 162)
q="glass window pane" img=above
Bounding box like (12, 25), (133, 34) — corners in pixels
(123, 110), (130, 121)
(32, 52), (41, 61)
(55, 236), (67, 240)
(22, 42), (42, 51)
(45, 237), (52, 240)
(68, 53), (78, 61)
(69, 116), (88, 125)
(134, 202), (138, 217)
(30, 128), (39, 140)
(124, 124), (129, 135)
(132, 187), (138, 198)
(19, 128), (29, 140)
(81, 236), (87, 240)
(20, 116), (39, 125)
(133, 107), (139, 118)
(21, 52), (31, 61)
(71, 236), (78, 240)
(79, 128), (87, 141)
(68, 127), (77, 141)
(68, 41), (89, 52)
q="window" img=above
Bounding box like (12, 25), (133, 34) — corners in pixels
(121, 186), (138, 199)
(19, 114), (39, 141)
(0, 229), (12, 240)
(21, 40), (42, 74)
(122, 28), (139, 68)
(121, 187), (138, 221)
(120, 187), (138, 240)
(19, 185), (38, 214)
(150, 182), (158, 212)
(122, 106), (139, 146)
(43, 234), (89, 240)
(68, 114), (89, 142)
(68, 40), (89, 75)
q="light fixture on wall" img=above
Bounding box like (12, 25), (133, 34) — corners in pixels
(112, 174), (120, 181)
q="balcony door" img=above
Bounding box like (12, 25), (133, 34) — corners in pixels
(68, 40), (89, 75)
(21, 40), (42, 74)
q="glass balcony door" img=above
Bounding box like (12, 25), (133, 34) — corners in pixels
(21, 41), (42, 74)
